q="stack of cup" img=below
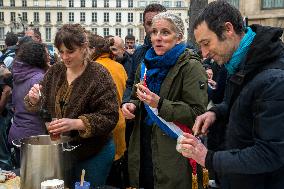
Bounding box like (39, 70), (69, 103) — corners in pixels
(41, 179), (64, 189)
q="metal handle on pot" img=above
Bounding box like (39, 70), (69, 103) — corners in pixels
(12, 139), (21, 148)
(62, 142), (81, 152)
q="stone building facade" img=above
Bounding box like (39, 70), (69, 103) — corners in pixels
(0, 0), (189, 48)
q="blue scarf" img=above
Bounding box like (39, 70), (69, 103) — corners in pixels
(143, 43), (186, 125)
(225, 27), (256, 75)
(144, 43), (186, 94)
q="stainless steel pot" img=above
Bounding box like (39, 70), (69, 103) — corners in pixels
(12, 135), (79, 189)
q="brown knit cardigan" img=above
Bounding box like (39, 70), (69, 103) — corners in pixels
(25, 61), (119, 160)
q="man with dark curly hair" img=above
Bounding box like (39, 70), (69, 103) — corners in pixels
(0, 32), (18, 70)
(179, 1), (284, 189)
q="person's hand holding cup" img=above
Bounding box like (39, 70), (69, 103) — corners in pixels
(45, 118), (61, 141)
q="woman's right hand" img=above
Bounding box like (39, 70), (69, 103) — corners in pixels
(122, 103), (136, 119)
(28, 84), (42, 105)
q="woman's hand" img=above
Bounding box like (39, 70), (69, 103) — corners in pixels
(136, 84), (160, 108)
(27, 84), (42, 105)
(47, 118), (84, 135)
(122, 103), (136, 119)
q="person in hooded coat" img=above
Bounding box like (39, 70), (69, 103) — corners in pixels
(8, 41), (49, 162)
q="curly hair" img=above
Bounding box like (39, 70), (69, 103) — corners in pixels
(54, 24), (87, 50)
(5, 32), (18, 47)
(88, 33), (114, 61)
(143, 4), (167, 23)
(15, 41), (49, 70)
(193, 0), (245, 40)
(152, 12), (185, 37)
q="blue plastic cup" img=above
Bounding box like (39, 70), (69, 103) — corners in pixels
(75, 181), (91, 189)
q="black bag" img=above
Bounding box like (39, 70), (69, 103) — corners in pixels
(106, 154), (129, 189)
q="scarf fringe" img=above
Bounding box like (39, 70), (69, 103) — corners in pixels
(191, 168), (209, 189)
(192, 173), (198, 189)
(202, 168), (209, 189)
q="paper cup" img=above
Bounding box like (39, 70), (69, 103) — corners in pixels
(41, 179), (64, 189)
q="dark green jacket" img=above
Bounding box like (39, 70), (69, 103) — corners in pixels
(128, 49), (208, 189)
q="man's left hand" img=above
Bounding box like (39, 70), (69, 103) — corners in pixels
(179, 133), (208, 167)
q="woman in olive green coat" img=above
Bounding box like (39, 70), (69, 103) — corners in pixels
(122, 12), (208, 189)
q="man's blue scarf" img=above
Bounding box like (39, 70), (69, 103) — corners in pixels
(225, 27), (256, 75)
(143, 43), (186, 125)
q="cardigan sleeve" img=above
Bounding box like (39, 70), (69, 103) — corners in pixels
(78, 64), (119, 137)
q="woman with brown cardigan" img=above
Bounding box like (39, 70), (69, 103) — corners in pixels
(25, 24), (119, 188)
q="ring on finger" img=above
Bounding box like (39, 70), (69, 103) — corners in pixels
(182, 148), (192, 154)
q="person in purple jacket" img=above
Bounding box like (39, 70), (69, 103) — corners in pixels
(8, 41), (49, 167)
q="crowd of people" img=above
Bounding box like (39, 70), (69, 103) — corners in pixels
(0, 1), (283, 189)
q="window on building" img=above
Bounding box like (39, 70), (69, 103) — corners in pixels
(150, 1), (159, 3)
(128, 0), (133, 7)
(45, 0), (50, 7)
(0, 27), (4, 40)
(104, 12), (109, 22)
(81, 0), (85, 7)
(262, 0), (284, 8)
(139, 13), (143, 23)
(57, 0), (62, 7)
(45, 27), (51, 42)
(10, 12), (15, 22)
(0, 0), (3, 7)
(92, 12), (97, 22)
(226, 0), (239, 8)
(22, 0), (27, 7)
(116, 12), (121, 22)
(116, 0), (121, 7)
(103, 28), (109, 37)
(128, 13), (133, 22)
(138, 1), (147, 7)
(92, 0), (97, 7)
(139, 27), (145, 43)
(0, 12), (4, 21)
(33, 0), (38, 6)
(104, 0), (109, 7)
(163, 1), (171, 7)
(115, 28), (121, 37)
(46, 12), (51, 22)
(128, 28), (133, 35)
(80, 12), (85, 22)
(175, 1), (183, 7)
(22, 12), (27, 22)
(57, 12), (62, 22)
(69, 0), (74, 7)
(10, 0), (15, 7)
(69, 12), (74, 22)
(34, 12), (39, 22)
(92, 28), (97, 34)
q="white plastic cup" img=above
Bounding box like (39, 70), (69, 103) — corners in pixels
(41, 179), (64, 189)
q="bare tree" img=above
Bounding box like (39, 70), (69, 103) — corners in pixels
(188, 0), (208, 45)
